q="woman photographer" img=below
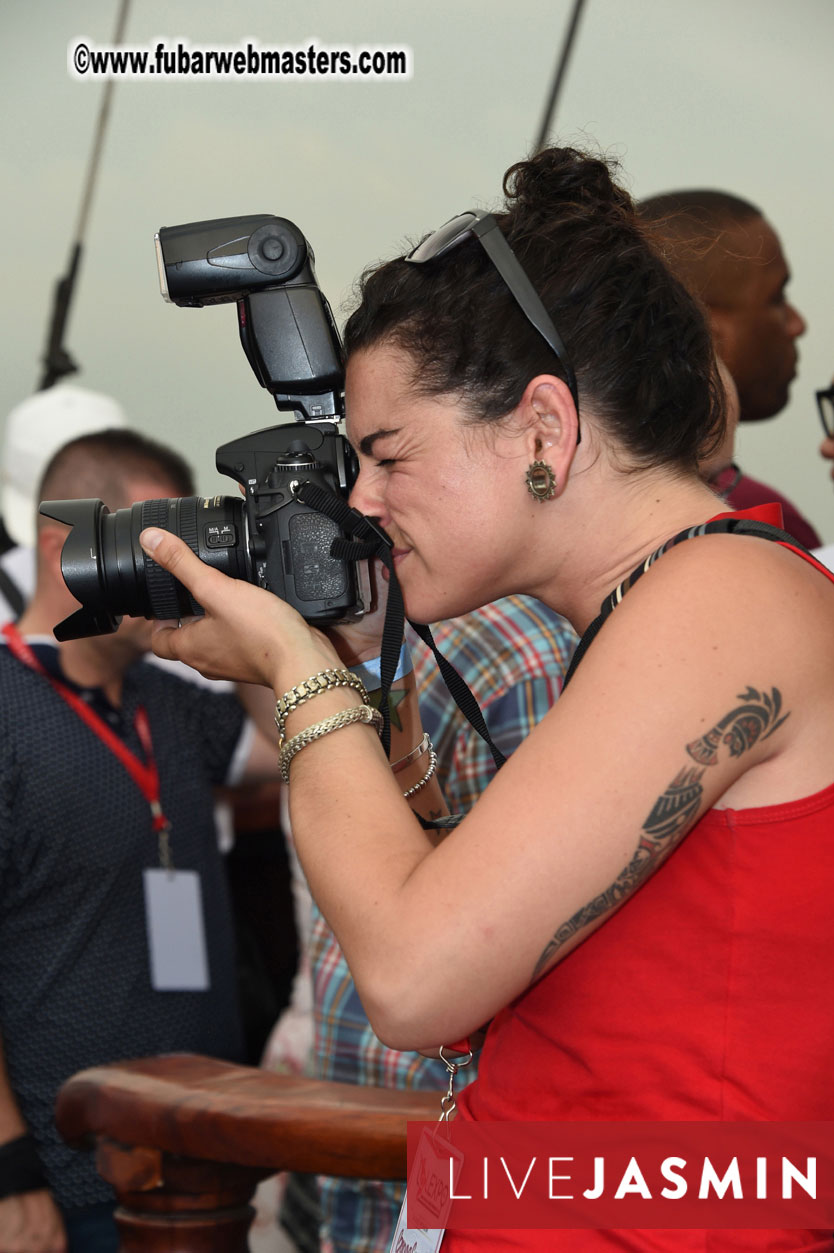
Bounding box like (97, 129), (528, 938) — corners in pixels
(141, 146), (834, 1252)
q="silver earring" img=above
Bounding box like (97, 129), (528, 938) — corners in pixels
(525, 459), (557, 502)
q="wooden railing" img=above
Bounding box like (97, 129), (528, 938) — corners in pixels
(56, 1054), (437, 1251)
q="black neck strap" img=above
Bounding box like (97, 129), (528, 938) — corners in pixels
(562, 516), (808, 690)
(407, 620), (506, 771)
(301, 496), (807, 761)
(296, 482), (505, 770)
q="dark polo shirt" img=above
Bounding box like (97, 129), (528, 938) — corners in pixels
(0, 642), (246, 1210)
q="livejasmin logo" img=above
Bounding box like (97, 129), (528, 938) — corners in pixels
(405, 1122), (834, 1230)
(449, 1154), (816, 1202)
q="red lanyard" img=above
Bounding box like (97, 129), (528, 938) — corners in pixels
(1, 622), (171, 838)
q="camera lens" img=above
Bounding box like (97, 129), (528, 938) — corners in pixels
(125, 495), (251, 619)
(41, 495), (252, 640)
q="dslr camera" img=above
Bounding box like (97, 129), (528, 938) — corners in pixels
(42, 214), (369, 642)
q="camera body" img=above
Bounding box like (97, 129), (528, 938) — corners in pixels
(43, 215), (368, 642)
(214, 419), (359, 618)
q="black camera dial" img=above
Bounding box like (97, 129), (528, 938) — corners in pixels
(247, 221), (305, 280)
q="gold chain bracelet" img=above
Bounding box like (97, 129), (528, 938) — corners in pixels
(274, 668), (369, 745)
(279, 704), (383, 783)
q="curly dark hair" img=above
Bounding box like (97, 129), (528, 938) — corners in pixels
(344, 146), (725, 472)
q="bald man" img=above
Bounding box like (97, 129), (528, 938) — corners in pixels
(640, 190), (818, 547)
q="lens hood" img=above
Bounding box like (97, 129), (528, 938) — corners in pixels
(39, 499), (122, 640)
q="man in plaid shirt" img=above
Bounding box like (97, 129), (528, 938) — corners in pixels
(308, 594), (577, 1253)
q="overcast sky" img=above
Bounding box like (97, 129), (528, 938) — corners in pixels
(2, 0), (832, 537)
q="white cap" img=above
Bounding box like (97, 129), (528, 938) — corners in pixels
(1, 385), (128, 547)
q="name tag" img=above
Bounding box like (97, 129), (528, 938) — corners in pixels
(389, 1128), (465, 1253)
(143, 868), (210, 990)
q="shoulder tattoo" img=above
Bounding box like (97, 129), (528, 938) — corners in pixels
(531, 686), (789, 980)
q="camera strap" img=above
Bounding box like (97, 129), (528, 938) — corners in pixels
(295, 482), (506, 773)
(405, 621), (507, 771)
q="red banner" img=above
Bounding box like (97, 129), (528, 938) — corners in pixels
(405, 1122), (834, 1230)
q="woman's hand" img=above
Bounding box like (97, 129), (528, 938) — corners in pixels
(140, 528), (341, 690)
(326, 558), (394, 667)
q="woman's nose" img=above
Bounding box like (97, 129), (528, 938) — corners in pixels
(348, 468), (385, 521)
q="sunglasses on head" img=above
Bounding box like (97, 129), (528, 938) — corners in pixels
(405, 210), (580, 439)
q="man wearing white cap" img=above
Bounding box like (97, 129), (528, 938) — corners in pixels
(0, 384), (127, 622)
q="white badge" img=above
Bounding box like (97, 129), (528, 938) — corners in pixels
(143, 868), (210, 990)
(389, 1208), (445, 1253)
(389, 1127), (465, 1253)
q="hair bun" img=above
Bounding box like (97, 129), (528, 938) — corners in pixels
(346, 141), (723, 477)
(503, 146), (633, 228)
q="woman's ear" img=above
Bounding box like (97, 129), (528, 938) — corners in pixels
(519, 375), (580, 477)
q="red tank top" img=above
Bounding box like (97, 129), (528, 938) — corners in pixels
(448, 511), (834, 1253)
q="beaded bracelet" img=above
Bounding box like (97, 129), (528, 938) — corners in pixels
(402, 742), (438, 799)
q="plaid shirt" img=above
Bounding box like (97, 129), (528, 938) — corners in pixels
(311, 595), (577, 1253)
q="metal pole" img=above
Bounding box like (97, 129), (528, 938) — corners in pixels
(533, 0), (588, 154)
(39, 0), (132, 389)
